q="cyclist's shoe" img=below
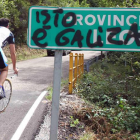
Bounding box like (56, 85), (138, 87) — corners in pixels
(0, 88), (4, 100)
(0, 95), (4, 100)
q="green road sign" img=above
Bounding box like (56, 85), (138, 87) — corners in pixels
(28, 6), (140, 51)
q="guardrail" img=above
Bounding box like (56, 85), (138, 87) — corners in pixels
(84, 51), (108, 72)
(69, 53), (84, 94)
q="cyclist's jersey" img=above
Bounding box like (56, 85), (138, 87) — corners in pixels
(0, 27), (15, 69)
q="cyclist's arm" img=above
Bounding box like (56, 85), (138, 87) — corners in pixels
(9, 44), (18, 74)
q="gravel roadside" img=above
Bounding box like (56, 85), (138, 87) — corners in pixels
(34, 90), (85, 140)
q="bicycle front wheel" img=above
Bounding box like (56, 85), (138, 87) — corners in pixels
(0, 79), (12, 112)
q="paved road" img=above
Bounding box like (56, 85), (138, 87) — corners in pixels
(0, 51), (102, 140)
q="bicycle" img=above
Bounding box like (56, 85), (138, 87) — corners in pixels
(0, 78), (12, 112)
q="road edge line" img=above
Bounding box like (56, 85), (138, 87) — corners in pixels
(11, 91), (47, 140)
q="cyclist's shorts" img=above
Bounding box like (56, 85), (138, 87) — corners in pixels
(0, 48), (8, 69)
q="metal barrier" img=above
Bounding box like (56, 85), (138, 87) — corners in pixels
(69, 53), (84, 94)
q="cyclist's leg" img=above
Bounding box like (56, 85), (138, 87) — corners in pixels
(0, 66), (8, 86)
(0, 50), (8, 87)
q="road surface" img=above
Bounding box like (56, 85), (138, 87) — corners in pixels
(0, 51), (102, 140)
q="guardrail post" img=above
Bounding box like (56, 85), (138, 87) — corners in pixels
(79, 54), (81, 77)
(74, 53), (78, 88)
(96, 56), (98, 62)
(87, 61), (90, 72)
(82, 54), (84, 74)
(69, 53), (73, 94)
(69, 53), (84, 94)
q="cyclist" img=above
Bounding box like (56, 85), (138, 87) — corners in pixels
(0, 18), (18, 98)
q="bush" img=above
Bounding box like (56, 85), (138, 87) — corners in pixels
(74, 59), (140, 138)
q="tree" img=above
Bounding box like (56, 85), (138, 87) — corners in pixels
(88, 0), (140, 7)
(0, 0), (30, 45)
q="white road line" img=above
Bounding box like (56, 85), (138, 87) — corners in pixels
(11, 91), (47, 140)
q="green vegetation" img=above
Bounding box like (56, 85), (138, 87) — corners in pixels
(88, 0), (140, 7)
(3, 45), (47, 63)
(46, 86), (53, 101)
(70, 116), (80, 127)
(73, 52), (140, 139)
(79, 132), (96, 140)
(46, 78), (69, 101)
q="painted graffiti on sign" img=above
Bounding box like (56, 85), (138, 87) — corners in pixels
(28, 7), (140, 51)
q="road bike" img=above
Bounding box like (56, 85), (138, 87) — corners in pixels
(0, 77), (12, 112)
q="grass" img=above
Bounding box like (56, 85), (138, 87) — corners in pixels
(46, 78), (69, 101)
(79, 132), (97, 140)
(3, 45), (47, 63)
(46, 86), (53, 101)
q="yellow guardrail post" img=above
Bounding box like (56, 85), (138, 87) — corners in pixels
(74, 53), (78, 88)
(79, 53), (81, 77)
(82, 54), (84, 74)
(69, 53), (73, 94)
(69, 53), (84, 94)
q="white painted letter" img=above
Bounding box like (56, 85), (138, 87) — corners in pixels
(114, 15), (124, 26)
(93, 29), (97, 43)
(85, 15), (96, 26)
(120, 30), (140, 45)
(119, 30), (134, 45)
(106, 31), (116, 44)
(126, 15), (137, 26)
(108, 15), (111, 26)
(97, 15), (106, 26)
(139, 15), (140, 26)
(66, 16), (72, 22)
(76, 15), (83, 25)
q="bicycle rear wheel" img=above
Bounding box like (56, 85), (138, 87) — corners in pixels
(0, 79), (12, 112)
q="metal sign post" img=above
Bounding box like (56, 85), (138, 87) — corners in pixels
(50, 50), (63, 140)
